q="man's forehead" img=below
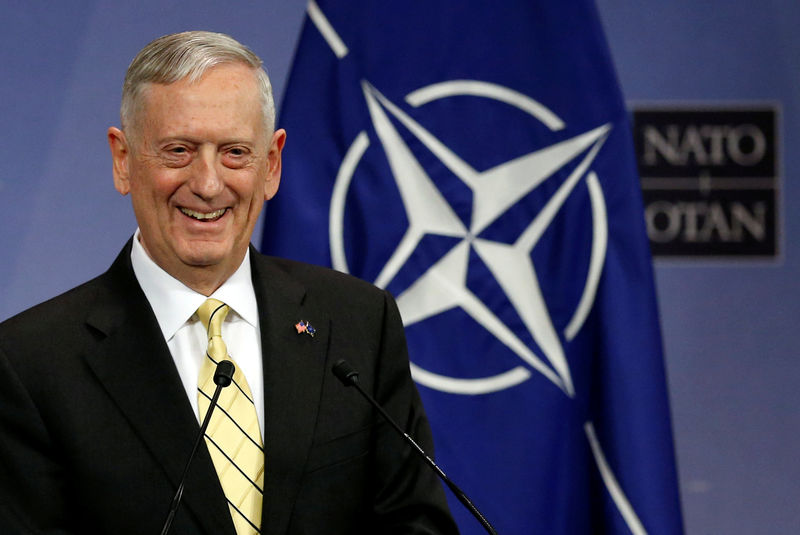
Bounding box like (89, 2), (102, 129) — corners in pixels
(141, 63), (260, 100)
(140, 68), (261, 119)
(124, 62), (271, 143)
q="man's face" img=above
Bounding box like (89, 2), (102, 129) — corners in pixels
(108, 63), (285, 291)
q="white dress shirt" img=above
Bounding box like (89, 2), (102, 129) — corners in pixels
(129, 229), (265, 439)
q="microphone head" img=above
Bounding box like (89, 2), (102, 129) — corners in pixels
(214, 360), (235, 387)
(332, 359), (359, 385)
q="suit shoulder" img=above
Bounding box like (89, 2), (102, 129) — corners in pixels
(253, 255), (396, 321)
(260, 255), (385, 297)
(0, 274), (106, 342)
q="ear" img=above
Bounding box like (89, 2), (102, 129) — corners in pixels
(108, 127), (131, 195)
(263, 128), (286, 201)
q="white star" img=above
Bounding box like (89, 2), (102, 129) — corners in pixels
(360, 82), (610, 396)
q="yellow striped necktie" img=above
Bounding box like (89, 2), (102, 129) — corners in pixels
(196, 298), (264, 535)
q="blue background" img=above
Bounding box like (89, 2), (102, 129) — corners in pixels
(1, 1), (797, 532)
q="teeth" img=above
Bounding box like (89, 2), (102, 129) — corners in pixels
(180, 207), (226, 220)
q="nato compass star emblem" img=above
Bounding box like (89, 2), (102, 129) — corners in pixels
(329, 79), (611, 398)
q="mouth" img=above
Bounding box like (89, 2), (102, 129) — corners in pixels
(179, 207), (228, 222)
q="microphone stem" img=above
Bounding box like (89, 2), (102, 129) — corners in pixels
(349, 380), (499, 535)
(160, 381), (224, 535)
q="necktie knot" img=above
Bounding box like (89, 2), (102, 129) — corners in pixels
(197, 298), (229, 335)
(197, 298), (230, 361)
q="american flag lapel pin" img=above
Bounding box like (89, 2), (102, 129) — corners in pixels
(294, 320), (316, 337)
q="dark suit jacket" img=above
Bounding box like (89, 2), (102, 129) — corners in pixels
(0, 242), (457, 535)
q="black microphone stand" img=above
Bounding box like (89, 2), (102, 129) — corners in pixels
(160, 360), (235, 535)
(332, 359), (499, 535)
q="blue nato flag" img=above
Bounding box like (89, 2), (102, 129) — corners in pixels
(261, 1), (684, 533)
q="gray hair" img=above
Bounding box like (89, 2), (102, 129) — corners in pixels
(120, 31), (275, 138)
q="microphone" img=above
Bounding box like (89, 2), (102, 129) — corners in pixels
(160, 360), (236, 535)
(332, 359), (499, 535)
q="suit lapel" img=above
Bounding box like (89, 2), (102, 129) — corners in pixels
(82, 244), (234, 535)
(251, 253), (329, 535)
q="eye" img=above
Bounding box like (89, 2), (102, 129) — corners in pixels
(222, 146), (252, 168)
(161, 144), (193, 167)
(163, 143), (190, 154)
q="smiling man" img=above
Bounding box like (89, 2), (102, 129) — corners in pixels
(0, 31), (457, 535)
(108, 59), (284, 295)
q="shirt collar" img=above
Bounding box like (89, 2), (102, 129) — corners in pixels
(130, 229), (259, 341)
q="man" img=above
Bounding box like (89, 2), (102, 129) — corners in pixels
(0, 31), (457, 535)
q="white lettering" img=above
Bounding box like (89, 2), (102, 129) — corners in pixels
(731, 201), (766, 240)
(700, 125), (727, 165)
(645, 200), (767, 243)
(698, 203), (732, 242)
(680, 127), (710, 166)
(641, 123), (767, 167)
(727, 124), (766, 166)
(643, 126), (683, 166)
(645, 201), (682, 242)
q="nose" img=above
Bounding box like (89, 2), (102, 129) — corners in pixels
(188, 146), (225, 200)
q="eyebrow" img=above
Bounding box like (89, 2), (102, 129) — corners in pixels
(156, 136), (258, 147)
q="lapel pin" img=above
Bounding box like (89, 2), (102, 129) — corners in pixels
(294, 320), (316, 337)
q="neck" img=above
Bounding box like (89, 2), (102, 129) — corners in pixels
(174, 266), (233, 296)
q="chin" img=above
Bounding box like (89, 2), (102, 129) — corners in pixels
(177, 244), (233, 268)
